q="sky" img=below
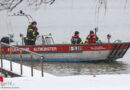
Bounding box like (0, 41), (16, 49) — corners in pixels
(0, 0), (130, 44)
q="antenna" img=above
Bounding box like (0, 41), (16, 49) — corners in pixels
(94, 27), (98, 35)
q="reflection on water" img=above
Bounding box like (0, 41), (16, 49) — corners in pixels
(21, 61), (129, 76)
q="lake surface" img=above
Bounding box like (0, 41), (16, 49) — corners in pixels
(20, 50), (130, 76)
(19, 50), (130, 76)
(21, 57), (130, 76)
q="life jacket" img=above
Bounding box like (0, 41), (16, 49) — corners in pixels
(71, 36), (83, 44)
(72, 36), (77, 38)
(87, 34), (97, 43)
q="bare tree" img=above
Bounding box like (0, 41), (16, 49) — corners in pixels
(0, 0), (55, 11)
(0, 0), (22, 11)
(124, 0), (128, 9)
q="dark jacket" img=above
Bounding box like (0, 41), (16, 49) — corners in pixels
(71, 36), (83, 44)
(26, 25), (38, 41)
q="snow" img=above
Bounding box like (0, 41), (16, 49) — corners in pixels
(1, 73), (130, 90)
(0, 59), (53, 77)
(0, 59), (130, 90)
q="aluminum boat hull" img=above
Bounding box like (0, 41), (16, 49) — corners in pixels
(1, 42), (130, 62)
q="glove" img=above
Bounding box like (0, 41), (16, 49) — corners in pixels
(36, 32), (39, 36)
(95, 27), (98, 32)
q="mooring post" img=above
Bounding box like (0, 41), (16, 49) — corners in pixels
(0, 45), (3, 68)
(30, 54), (33, 77)
(40, 56), (44, 77)
(10, 47), (12, 71)
(20, 50), (23, 75)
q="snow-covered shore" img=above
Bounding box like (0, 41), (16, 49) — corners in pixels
(0, 59), (130, 90)
(1, 74), (130, 90)
(0, 59), (53, 77)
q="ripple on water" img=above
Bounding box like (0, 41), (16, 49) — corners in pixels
(20, 60), (130, 76)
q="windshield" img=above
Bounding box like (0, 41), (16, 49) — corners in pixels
(45, 37), (54, 45)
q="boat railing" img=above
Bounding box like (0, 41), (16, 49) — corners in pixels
(0, 42), (44, 77)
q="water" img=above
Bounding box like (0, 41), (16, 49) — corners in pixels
(19, 60), (130, 76)
(20, 50), (130, 76)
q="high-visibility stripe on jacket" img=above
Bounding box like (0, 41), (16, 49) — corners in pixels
(26, 28), (36, 41)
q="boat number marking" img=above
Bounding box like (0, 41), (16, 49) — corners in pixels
(70, 46), (82, 51)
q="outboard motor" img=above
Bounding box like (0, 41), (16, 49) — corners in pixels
(0, 37), (14, 44)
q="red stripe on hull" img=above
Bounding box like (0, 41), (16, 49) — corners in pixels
(1, 44), (115, 53)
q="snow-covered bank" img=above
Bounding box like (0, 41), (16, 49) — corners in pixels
(0, 60), (130, 90)
(1, 60), (130, 90)
(1, 74), (130, 90)
(0, 59), (53, 77)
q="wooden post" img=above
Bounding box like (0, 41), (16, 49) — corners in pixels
(30, 54), (33, 77)
(0, 45), (3, 68)
(10, 47), (12, 71)
(40, 56), (44, 77)
(20, 51), (23, 75)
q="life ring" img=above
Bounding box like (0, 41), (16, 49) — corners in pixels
(114, 40), (122, 43)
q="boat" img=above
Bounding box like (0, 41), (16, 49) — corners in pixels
(0, 11), (130, 62)
(1, 35), (130, 62)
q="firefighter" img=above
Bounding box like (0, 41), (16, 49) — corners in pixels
(71, 31), (83, 44)
(85, 30), (101, 44)
(25, 21), (39, 45)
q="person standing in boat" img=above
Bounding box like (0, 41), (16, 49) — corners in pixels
(25, 21), (39, 45)
(71, 31), (83, 44)
(85, 30), (101, 44)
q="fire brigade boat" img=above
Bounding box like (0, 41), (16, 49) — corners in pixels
(0, 11), (130, 62)
(1, 34), (130, 62)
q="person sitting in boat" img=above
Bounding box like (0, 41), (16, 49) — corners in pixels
(25, 21), (39, 45)
(85, 30), (101, 44)
(71, 31), (83, 44)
